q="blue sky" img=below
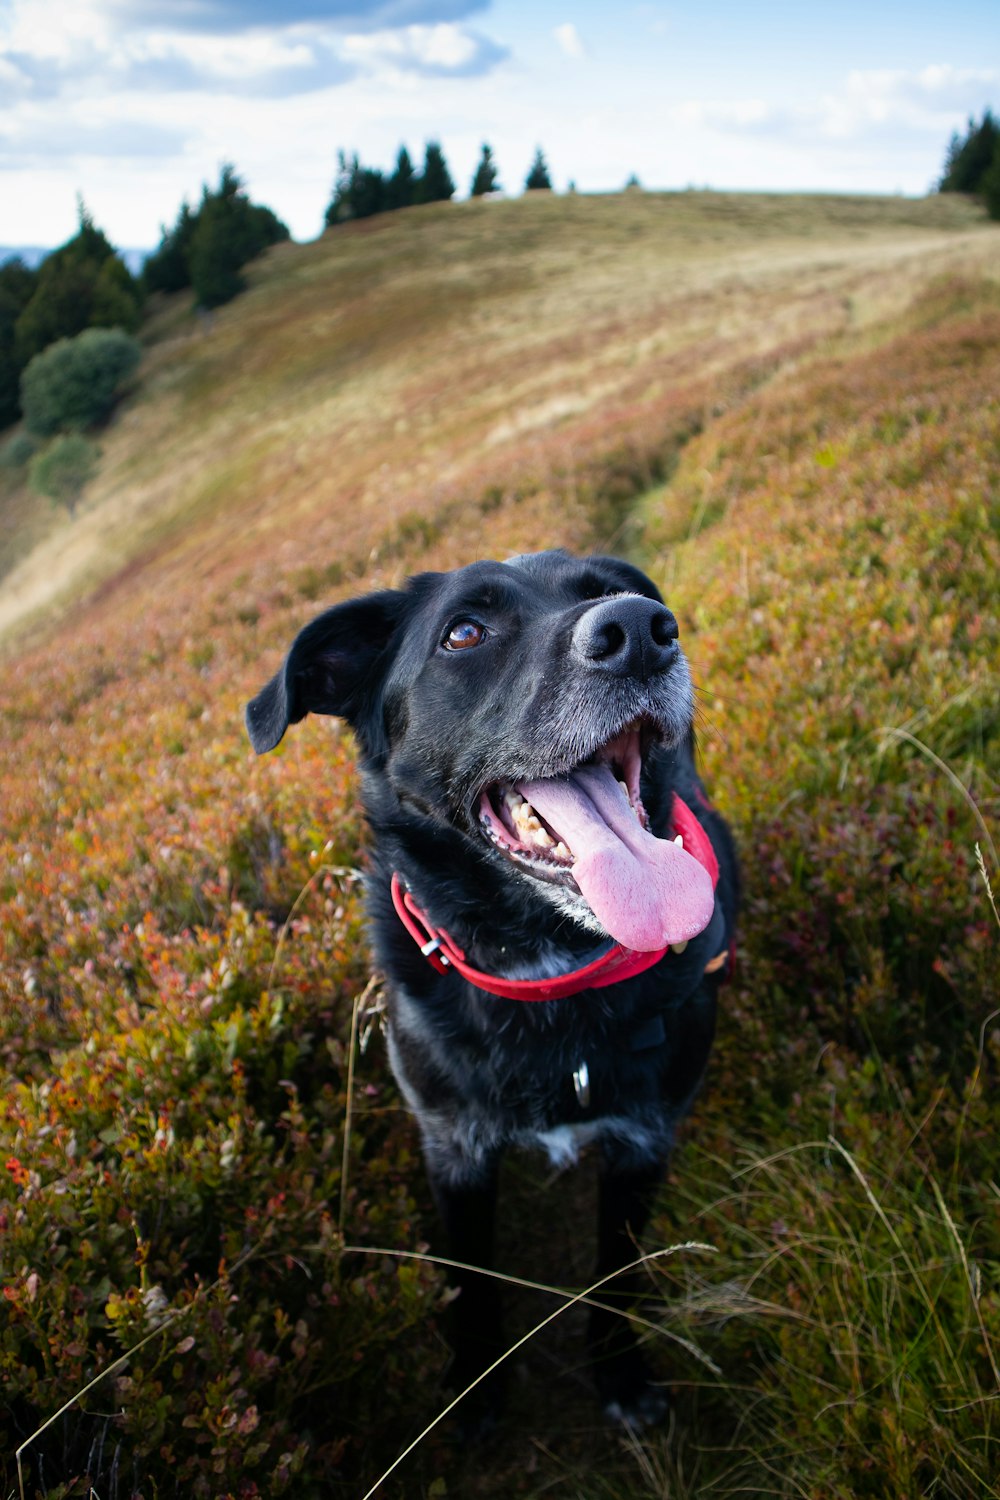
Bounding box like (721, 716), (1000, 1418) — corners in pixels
(1, 0), (997, 249)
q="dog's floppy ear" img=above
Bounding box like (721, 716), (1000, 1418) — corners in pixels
(245, 589), (406, 754)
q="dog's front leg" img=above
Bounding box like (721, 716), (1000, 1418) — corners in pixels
(425, 1150), (506, 1430)
(588, 1150), (669, 1428)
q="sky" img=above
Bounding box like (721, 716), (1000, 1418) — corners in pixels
(1, 0), (998, 251)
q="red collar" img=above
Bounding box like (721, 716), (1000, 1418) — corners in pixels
(390, 794), (720, 1002)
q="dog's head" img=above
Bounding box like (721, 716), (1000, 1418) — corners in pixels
(246, 550), (714, 950)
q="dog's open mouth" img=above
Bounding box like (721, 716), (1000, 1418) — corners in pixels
(478, 722), (715, 952)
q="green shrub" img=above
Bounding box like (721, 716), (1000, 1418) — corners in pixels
(0, 429), (36, 468)
(20, 327), (141, 437)
(28, 433), (99, 513)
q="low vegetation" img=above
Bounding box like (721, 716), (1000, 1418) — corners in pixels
(20, 329), (141, 439)
(27, 434), (99, 515)
(0, 194), (998, 1498)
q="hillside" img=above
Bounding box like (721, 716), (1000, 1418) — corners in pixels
(0, 189), (991, 644)
(1, 192), (998, 1499)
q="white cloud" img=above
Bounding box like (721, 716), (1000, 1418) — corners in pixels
(672, 98), (775, 131)
(339, 22), (507, 77)
(553, 22), (584, 59)
(0, 0), (503, 104)
(667, 65), (999, 148)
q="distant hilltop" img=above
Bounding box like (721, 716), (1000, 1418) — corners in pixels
(0, 245), (149, 275)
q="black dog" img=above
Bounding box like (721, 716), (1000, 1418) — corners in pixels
(246, 549), (737, 1429)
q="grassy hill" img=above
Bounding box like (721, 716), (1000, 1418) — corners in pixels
(0, 188), (991, 643)
(1, 191), (998, 1499)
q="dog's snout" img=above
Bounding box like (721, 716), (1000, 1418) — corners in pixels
(571, 595), (679, 681)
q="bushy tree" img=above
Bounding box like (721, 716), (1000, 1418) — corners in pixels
(187, 165), (290, 310)
(417, 141), (455, 203)
(14, 203), (142, 369)
(525, 148), (553, 191)
(0, 257), (38, 430)
(939, 110), (999, 194)
(470, 143), (500, 197)
(20, 327), (141, 437)
(28, 432), (98, 514)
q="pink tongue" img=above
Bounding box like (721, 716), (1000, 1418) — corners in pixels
(517, 764), (715, 951)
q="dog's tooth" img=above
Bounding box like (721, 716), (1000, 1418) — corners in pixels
(674, 834), (684, 848)
(533, 826), (555, 849)
(553, 841), (571, 860)
(513, 803), (542, 833)
(672, 939), (688, 954)
(617, 778), (629, 797)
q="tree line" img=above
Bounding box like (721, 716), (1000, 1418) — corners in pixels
(325, 141), (550, 224)
(4, 109), (995, 450)
(0, 168), (288, 435)
(0, 144), (552, 436)
(0, 143), (551, 438)
(938, 109), (1000, 216)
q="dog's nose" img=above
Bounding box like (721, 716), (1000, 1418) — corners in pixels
(571, 595), (679, 680)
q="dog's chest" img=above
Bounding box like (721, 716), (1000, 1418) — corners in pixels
(387, 983), (678, 1170)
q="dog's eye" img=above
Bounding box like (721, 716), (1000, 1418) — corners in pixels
(443, 620), (486, 651)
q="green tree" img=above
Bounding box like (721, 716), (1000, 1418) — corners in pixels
(470, 143), (500, 197)
(385, 146), (417, 210)
(982, 136), (1000, 220)
(188, 164), (290, 310)
(525, 148), (552, 191)
(324, 152), (387, 225)
(14, 202), (142, 368)
(0, 257), (38, 430)
(416, 141), (455, 204)
(939, 109), (999, 193)
(28, 432), (98, 515)
(20, 327), (141, 437)
(143, 202), (197, 295)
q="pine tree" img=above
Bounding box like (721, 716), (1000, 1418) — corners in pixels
(13, 202), (142, 368)
(525, 148), (552, 191)
(325, 152), (386, 224)
(982, 136), (1000, 220)
(0, 258), (38, 430)
(188, 164), (289, 310)
(939, 110), (1000, 193)
(470, 144), (500, 197)
(417, 142), (455, 204)
(385, 147), (417, 211)
(143, 203), (198, 295)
